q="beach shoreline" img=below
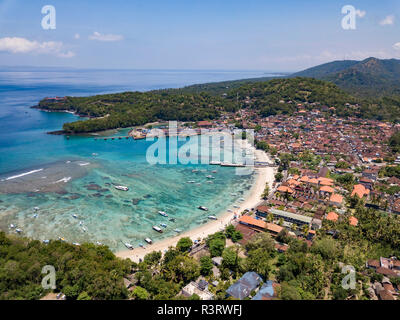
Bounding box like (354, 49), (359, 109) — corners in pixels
(116, 147), (275, 263)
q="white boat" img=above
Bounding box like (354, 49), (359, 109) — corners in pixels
(33, 214), (38, 218)
(153, 225), (163, 233)
(34, 207), (40, 211)
(233, 205), (240, 208)
(210, 161), (221, 165)
(174, 228), (182, 233)
(72, 214), (78, 219)
(82, 226), (88, 232)
(43, 240), (50, 244)
(208, 216), (218, 220)
(9, 224), (15, 229)
(158, 211), (168, 217)
(206, 175), (215, 179)
(124, 242), (134, 250)
(96, 241), (103, 246)
(187, 180), (196, 184)
(198, 206), (209, 211)
(115, 185), (129, 191)
(144, 238), (153, 244)
(160, 223), (167, 228)
(192, 169), (199, 173)
(15, 228), (22, 233)
(73, 242), (81, 246)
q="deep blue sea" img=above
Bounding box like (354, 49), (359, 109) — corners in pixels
(0, 69), (268, 251)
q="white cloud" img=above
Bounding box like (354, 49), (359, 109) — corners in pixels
(356, 10), (366, 18)
(0, 37), (75, 58)
(393, 43), (400, 51)
(74, 33), (80, 39)
(89, 31), (123, 42)
(380, 15), (395, 26)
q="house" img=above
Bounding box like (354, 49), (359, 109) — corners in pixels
(351, 184), (370, 199)
(349, 216), (358, 226)
(329, 193), (343, 207)
(212, 257), (223, 267)
(269, 208), (312, 227)
(197, 121), (213, 128)
(256, 205), (270, 218)
(239, 215), (267, 231)
(326, 211), (339, 222)
(181, 280), (214, 300)
(226, 272), (262, 300)
(252, 281), (280, 300)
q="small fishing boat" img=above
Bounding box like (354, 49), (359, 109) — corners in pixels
(72, 214), (78, 219)
(124, 242), (134, 250)
(115, 185), (129, 191)
(187, 180), (196, 184)
(160, 223), (167, 228)
(206, 175), (215, 179)
(73, 242), (81, 246)
(9, 224), (15, 229)
(158, 211), (168, 217)
(15, 228), (22, 233)
(144, 238), (153, 244)
(153, 226), (163, 233)
(169, 218), (176, 222)
(82, 226), (88, 232)
(212, 170), (218, 173)
(33, 213), (38, 218)
(198, 206), (209, 211)
(208, 216), (218, 220)
(174, 228), (182, 233)
(192, 169), (199, 173)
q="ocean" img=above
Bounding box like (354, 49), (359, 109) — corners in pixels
(0, 69), (269, 251)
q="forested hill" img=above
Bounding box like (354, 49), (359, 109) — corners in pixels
(292, 57), (400, 97)
(35, 77), (400, 134)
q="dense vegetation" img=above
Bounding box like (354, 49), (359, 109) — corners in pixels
(0, 232), (131, 300)
(37, 76), (400, 134)
(293, 57), (400, 97)
(37, 91), (229, 133)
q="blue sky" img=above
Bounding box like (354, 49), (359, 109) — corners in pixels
(0, 0), (399, 71)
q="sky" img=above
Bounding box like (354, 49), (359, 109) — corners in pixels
(0, 0), (400, 72)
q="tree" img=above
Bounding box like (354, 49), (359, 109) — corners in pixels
(77, 291), (91, 300)
(275, 172), (284, 182)
(144, 251), (162, 266)
(222, 247), (239, 270)
(177, 237), (193, 253)
(200, 256), (213, 276)
(132, 286), (150, 300)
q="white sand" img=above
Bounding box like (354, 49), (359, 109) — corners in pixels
(116, 147), (275, 263)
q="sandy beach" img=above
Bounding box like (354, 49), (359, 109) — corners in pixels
(116, 145), (275, 263)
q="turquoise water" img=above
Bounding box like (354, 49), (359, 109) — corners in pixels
(0, 69), (262, 251)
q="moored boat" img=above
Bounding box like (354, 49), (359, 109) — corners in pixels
(198, 206), (209, 211)
(124, 242), (134, 250)
(208, 216), (218, 220)
(144, 238), (153, 244)
(115, 185), (129, 191)
(174, 228), (182, 233)
(152, 225), (163, 233)
(158, 211), (168, 217)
